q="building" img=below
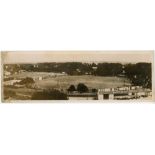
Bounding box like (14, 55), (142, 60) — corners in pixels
(98, 86), (152, 100)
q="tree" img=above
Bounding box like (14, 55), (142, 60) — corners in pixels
(18, 77), (35, 85)
(124, 63), (152, 88)
(77, 83), (88, 93)
(67, 85), (76, 92)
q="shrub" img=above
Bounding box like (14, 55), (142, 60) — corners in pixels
(4, 90), (16, 99)
(18, 77), (35, 85)
(31, 89), (68, 100)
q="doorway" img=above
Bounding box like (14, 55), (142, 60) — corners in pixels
(103, 94), (109, 99)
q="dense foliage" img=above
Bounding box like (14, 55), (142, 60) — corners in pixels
(19, 62), (93, 75)
(18, 77), (35, 85)
(95, 63), (123, 76)
(31, 89), (68, 100)
(4, 90), (16, 99)
(124, 63), (152, 88)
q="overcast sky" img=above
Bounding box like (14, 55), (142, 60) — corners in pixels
(2, 51), (153, 64)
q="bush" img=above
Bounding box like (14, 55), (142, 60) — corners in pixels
(31, 89), (68, 100)
(4, 90), (16, 99)
(18, 77), (35, 85)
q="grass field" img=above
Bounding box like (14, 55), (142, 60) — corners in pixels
(35, 75), (131, 89)
(9, 72), (130, 89)
(7, 72), (131, 89)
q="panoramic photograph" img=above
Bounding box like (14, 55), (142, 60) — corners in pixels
(1, 51), (154, 102)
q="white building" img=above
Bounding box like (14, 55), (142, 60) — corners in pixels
(98, 86), (151, 100)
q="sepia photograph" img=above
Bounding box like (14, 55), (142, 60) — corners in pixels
(1, 1), (155, 155)
(1, 51), (154, 102)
